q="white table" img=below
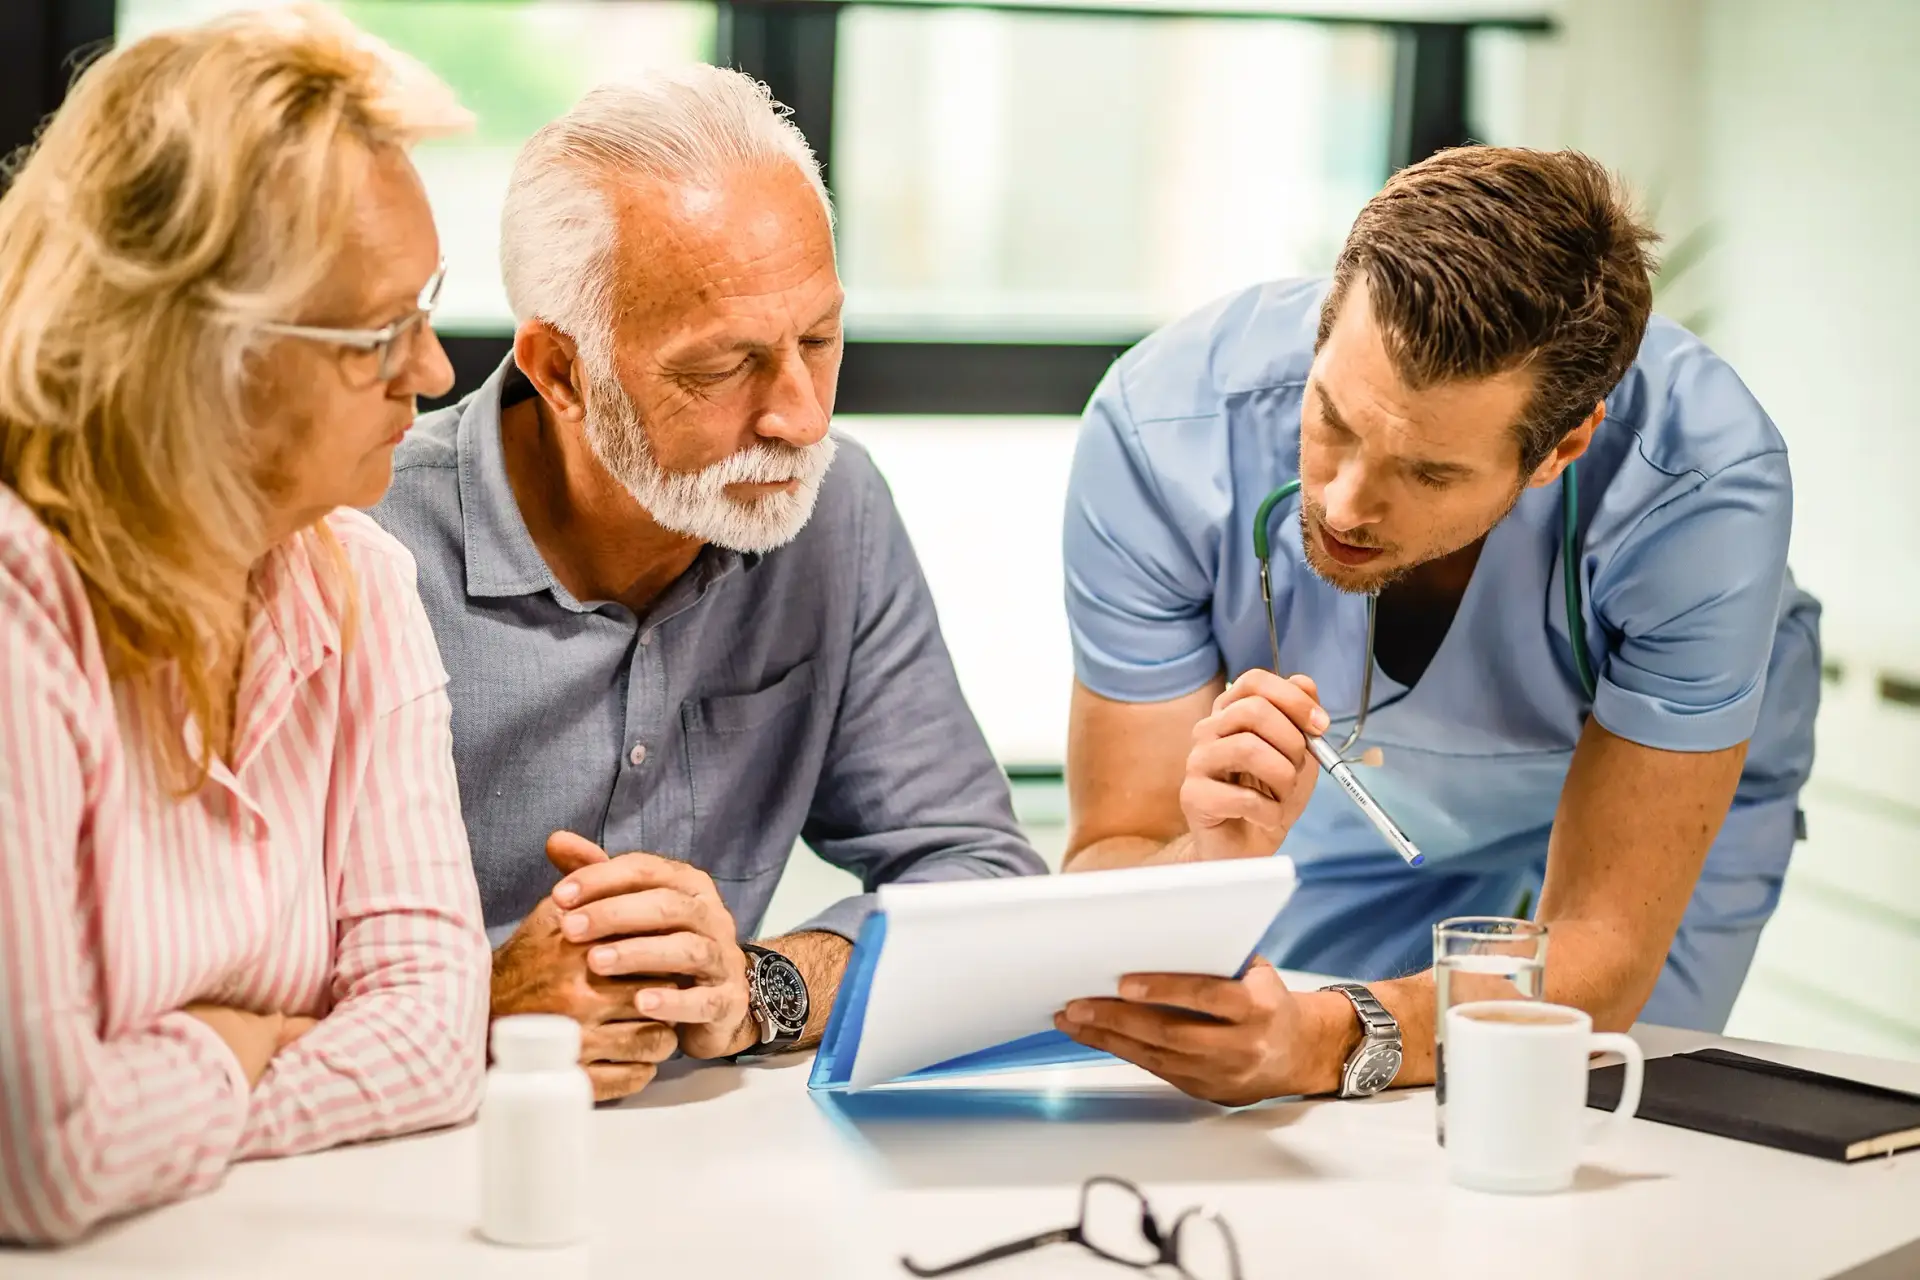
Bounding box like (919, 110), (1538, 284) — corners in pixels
(8, 986), (1917, 1280)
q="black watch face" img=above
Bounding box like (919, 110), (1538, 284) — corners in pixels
(755, 953), (808, 1030)
(1351, 1044), (1401, 1095)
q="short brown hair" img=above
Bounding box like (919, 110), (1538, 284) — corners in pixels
(1318, 147), (1660, 472)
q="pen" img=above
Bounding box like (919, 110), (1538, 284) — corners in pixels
(1255, 578), (1424, 866)
(1303, 733), (1425, 867)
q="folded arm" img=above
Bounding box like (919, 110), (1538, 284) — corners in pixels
(0, 583), (250, 1245)
(237, 683), (490, 1159)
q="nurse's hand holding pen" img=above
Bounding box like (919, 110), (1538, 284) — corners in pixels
(1056, 667), (1356, 1104)
(1180, 669), (1326, 861)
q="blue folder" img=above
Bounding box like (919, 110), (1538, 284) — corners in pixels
(808, 900), (1294, 1092)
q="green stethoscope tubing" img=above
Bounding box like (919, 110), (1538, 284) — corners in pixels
(1253, 464), (1597, 756)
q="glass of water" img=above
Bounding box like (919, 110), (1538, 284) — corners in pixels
(1433, 916), (1548, 1144)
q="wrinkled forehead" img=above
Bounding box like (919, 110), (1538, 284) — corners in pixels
(603, 164), (838, 337)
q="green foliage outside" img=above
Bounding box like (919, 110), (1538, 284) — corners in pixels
(336, 1), (590, 147)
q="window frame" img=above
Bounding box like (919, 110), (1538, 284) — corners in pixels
(4, 0), (1554, 416)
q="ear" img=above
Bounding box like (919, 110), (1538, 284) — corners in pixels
(1525, 400), (1605, 489)
(513, 320), (589, 424)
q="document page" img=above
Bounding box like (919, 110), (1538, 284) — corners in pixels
(847, 858), (1297, 1089)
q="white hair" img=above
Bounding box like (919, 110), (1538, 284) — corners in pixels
(499, 64), (831, 363)
(582, 371), (837, 554)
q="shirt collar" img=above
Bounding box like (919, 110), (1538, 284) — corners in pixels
(456, 356), (568, 600)
(453, 355), (764, 607)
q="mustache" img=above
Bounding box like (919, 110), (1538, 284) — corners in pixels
(1304, 501), (1387, 550)
(708, 440), (831, 486)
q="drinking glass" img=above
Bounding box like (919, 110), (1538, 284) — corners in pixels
(1433, 916), (1548, 1143)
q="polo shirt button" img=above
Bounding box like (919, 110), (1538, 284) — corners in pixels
(629, 744), (648, 766)
(639, 629), (654, 646)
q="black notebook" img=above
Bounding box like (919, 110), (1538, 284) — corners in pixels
(1586, 1047), (1920, 1162)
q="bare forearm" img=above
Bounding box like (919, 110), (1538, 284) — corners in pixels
(1325, 727), (1742, 1092)
(1063, 832), (1195, 872)
(1533, 916), (1664, 1032)
(1303, 921), (1652, 1095)
(1530, 725), (1743, 1032)
(761, 930), (851, 1048)
(1355, 975), (1437, 1088)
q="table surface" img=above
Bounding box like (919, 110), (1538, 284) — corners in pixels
(8, 976), (1918, 1280)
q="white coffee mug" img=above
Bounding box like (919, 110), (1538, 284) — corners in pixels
(1443, 1000), (1644, 1194)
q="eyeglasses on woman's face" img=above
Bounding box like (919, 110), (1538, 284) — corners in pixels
(257, 260), (446, 384)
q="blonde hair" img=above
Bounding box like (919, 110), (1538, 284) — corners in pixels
(0, 4), (465, 788)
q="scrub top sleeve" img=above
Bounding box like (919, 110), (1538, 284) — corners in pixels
(1589, 449), (1793, 753)
(1062, 368), (1222, 704)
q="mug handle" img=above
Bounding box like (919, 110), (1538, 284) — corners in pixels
(1588, 1032), (1644, 1132)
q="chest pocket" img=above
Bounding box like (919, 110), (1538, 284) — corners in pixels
(682, 657), (820, 882)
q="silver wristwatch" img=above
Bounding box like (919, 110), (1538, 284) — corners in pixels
(1320, 982), (1402, 1098)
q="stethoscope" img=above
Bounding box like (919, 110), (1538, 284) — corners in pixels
(1251, 464), (1596, 760)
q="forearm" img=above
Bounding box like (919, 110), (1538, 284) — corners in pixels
(240, 903), (489, 1158)
(0, 675), (250, 1243)
(1063, 832), (1195, 872)
(1290, 727), (1741, 1095)
(1345, 975), (1435, 1089)
(760, 929), (851, 1048)
(242, 684), (491, 1157)
(1289, 919), (1655, 1098)
(236, 973), (488, 1160)
(1533, 916), (1666, 1032)
(0, 1014), (250, 1246)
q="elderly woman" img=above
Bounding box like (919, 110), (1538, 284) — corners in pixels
(0, 7), (489, 1245)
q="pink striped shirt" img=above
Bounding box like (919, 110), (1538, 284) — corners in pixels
(0, 488), (490, 1246)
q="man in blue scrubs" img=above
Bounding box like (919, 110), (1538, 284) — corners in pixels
(1054, 147), (1819, 1105)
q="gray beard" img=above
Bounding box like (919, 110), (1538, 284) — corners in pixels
(579, 363), (837, 555)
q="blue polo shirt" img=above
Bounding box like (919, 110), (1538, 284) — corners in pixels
(1064, 279), (1821, 1031)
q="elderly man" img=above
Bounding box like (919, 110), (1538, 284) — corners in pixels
(372, 67), (1042, 1100)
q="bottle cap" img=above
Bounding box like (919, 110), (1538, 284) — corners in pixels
(490, 1014), (581, 1071)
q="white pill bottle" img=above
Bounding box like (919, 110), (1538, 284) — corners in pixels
(479, 1014), (593, 1247)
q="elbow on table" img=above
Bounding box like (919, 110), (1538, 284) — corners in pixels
(337, 1008), (487, 1146)
(429, 1028), (487, 1130)
(364, 940), (492, 1136)
(412, 994), (489, 1132)
(0, 1135), (166, 1248)
(3, 1206), (104, 1250)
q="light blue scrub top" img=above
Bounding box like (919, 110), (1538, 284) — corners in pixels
(1064, 278), (1821, 1033)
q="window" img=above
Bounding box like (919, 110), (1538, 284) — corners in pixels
(101, 0), (1431, 770)
(117, 0), (717, 331)
(833, 6), (1394, 339)
(117, 1), (1395, 341)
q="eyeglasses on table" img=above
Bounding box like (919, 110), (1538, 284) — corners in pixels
(901, 1175), (1243, 1279)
